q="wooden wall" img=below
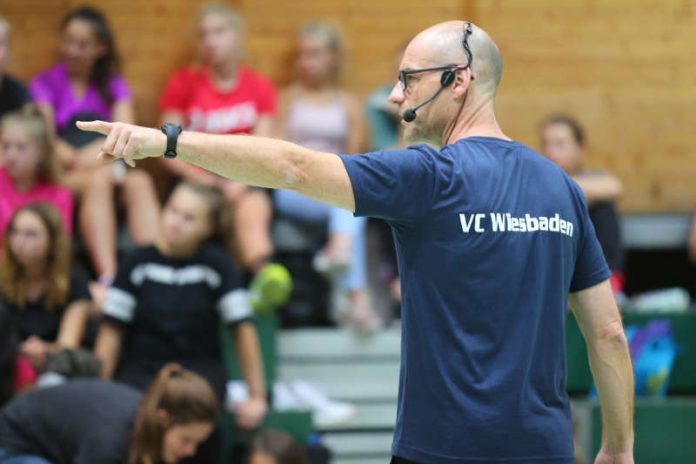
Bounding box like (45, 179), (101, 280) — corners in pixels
(2, 0), (694, 212)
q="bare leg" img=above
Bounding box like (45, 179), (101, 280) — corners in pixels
(79, 165), (118, 278)
(121, 169), (160, 245)
(234, 189), (274, 273)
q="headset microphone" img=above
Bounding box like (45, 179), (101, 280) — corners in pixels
(401, 69), (456, 123)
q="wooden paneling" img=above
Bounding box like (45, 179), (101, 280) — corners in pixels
(479, 0), (696, 212)
(2, 0), (694, 212)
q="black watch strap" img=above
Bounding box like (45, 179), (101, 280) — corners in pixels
(160, 123), (183, 159)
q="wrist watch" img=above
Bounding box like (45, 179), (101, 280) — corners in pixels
(160, 123), (183, 159)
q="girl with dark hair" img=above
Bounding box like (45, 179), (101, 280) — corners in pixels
(0, 203), (89, 372)
(29, 6), (160, 294)
(95, 182), (267, 463)
(0, 363), (218, 464)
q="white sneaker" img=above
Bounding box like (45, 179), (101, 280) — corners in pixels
(287, 379), (357, 428)
(228, 379), (357, 427)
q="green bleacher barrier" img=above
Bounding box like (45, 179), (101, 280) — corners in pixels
(566, 312), (696, 395)
(588, 399), (696, 463)
(221, 314), (278, 385)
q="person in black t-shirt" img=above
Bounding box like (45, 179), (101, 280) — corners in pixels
(0, 203), (90, 372)
(95, 182), (267, 436)
(0, 363), (218, 464)
(0, 18), (31, 118)
(540, 114), (625, 293)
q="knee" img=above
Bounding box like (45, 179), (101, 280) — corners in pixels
(85, 166), (116, 193)
(122, 169), (156, 193)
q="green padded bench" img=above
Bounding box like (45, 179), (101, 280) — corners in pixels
(566, 311), (696, 395)
(220, 316), (313, 463)
(573, 399), (696, 463)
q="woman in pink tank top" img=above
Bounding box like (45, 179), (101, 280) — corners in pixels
(270, 22), (377, 330)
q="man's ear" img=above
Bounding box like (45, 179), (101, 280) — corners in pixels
(452, 67), (474, 98)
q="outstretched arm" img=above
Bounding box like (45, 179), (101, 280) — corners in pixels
(77, 121), (356, 211)
(573, 172), (623, 205)
(569, 279), (634, 464)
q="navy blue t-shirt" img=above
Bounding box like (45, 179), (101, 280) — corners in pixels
(339, 137), (610, 464)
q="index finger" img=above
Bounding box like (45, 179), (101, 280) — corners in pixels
(76, 120), (113, 136)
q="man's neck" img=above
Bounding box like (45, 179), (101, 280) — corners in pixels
(444, 99), (510, 145)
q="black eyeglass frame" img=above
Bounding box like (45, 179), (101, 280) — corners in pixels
(397, 22), (474, 92)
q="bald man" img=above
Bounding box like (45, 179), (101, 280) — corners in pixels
(79, 21), (634, 464)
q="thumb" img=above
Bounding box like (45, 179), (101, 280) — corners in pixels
(76, 120), (113, 136)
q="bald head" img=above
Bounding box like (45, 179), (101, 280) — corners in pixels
(409, 21), (503, 98)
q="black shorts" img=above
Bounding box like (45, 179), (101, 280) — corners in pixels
(391, 457), (420, 464)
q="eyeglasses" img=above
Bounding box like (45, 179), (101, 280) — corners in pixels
(397, 22), (474, 92)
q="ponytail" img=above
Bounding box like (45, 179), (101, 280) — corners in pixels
(128, 363), (219, 464)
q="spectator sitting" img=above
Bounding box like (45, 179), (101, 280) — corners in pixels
(269, 21), (375, 329)
(0, 363), (217, 464)
(95, 182), (267, 464)
(0, 203), (90, 374)
(364, 43), (407, 322)
(540, 114), (625, 294)
(0, 110), (72, 238)
(30, 6), (159, 292)
(0, 17), (31, 118)
(158, 3), (277, 273)
(249, 429), (306, 464)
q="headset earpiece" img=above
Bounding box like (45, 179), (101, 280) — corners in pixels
(440, 70), (455, 87)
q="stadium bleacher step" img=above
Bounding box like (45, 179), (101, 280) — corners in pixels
(317, 402), (396, 431)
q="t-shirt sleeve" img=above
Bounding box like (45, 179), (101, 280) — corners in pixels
(109, 74), (132, 102)
(68, 271), (90, 304)
(338, 145), (442, 221)
(159, 69), (190, 112)
(213, 250), (253, 326)
(255, 74), (277, 115)
(102, 252), (140, 326)
(29, 72), (54, 105)
(570, 185), (612, 292)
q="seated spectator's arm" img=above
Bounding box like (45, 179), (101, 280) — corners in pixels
(231, 321), (267, 429)
(19, 300), (89, 370)
(34, 102), (79, 169)
(573, 172), (623, 205)
(569, 279), (634, 463)
(56, 300), (89, 349)
(94, 322), (123, 379)
(253, 115), (275, 138)
(234, 189), (274, 273)
(112, 98), (135, 124)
